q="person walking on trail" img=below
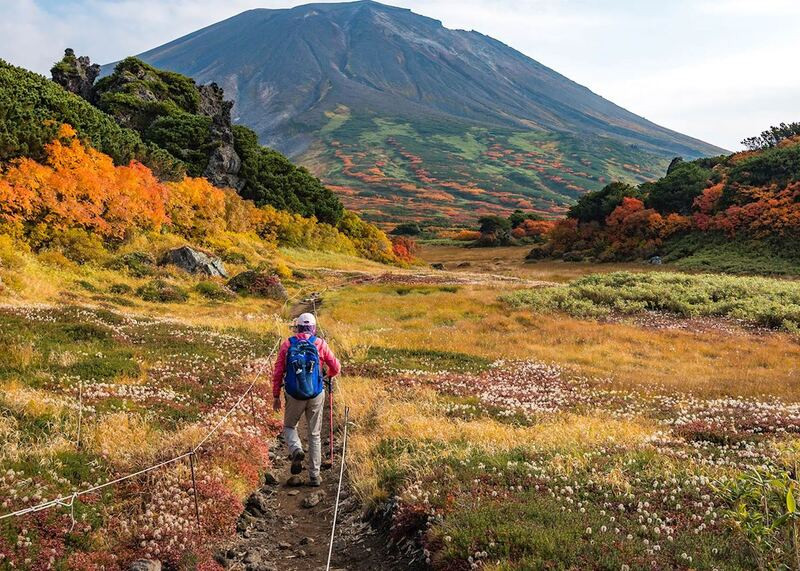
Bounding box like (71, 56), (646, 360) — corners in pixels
(272, 312), (341, 486)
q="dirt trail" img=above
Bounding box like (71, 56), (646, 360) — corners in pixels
(212, 294), (419, 571)
(215, 429), (413, 570)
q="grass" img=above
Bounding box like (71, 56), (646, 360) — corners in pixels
(0, 295), (283, 568)
(4, 240), (800, 569)
(503, 271), (800, 331)
(327, 283), (800, 399)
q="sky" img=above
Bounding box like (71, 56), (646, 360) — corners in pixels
(1, 0), (798, 151)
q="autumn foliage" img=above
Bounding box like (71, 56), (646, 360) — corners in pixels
(391, 235), (419, 263)
(539, 136), (800, 261)
(0, 125), (404, 263)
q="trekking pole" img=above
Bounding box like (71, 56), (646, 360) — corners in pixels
(322, 376), (334, 469)
(328, 377), (335, 465)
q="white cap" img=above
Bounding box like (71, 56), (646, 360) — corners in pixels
(296, 312), (317, 327)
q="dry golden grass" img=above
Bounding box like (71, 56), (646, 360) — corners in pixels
(338, 376), (656, 503)
(1, 380), (69, 418)
(327, 285), (800, 399)
(0, 381), (76, 462)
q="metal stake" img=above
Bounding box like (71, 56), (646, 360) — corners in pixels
(76, 380), (83, 450)
(189, 452), (200, 525)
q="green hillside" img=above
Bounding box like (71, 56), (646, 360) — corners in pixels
(308, 108), (673, 226)
(0, 58), (183, 179)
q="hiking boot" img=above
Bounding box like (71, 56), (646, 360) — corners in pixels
(290, 449), (305, 475)
(308, 475), (322, 487)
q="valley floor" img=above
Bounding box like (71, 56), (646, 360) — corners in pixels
(1, 245), (799, 570)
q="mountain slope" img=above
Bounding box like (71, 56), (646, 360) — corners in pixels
(126, 0), (726, 226)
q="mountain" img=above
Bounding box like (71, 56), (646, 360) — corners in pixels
(123, 0), (727, 227)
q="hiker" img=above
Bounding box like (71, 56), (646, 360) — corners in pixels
(272, 312), (341, 486)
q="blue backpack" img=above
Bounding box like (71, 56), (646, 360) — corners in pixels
(284, 336), (323, 400)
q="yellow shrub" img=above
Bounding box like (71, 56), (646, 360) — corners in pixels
(0, 233), (26, 269)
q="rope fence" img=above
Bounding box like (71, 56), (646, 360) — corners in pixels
(0, 334), (282, 524)
(2, 282), (358, 568)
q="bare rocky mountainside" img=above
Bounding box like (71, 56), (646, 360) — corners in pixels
(118, 0), (726, 226)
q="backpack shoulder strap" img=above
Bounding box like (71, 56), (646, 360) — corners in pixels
(288, 336), (298, 346)
(308, 335), (317, 344)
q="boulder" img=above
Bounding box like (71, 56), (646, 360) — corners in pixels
(129, 560), (161, 571)
(227, 271), (288, 301)
(649, 255), (663, 265)
(302, 490), (326, 508)
(286, 475), (304, 487)
(431, 263), (445, 270)
(161, 246), (227, 277)
(456, 261), (471, 268)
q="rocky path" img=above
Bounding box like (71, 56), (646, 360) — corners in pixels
(210, 292), (422, 571)
(214, 421), (415, 571)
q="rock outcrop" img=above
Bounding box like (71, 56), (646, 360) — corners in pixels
(52, 53), (244, 190)
(198, 83), (244, 190)
(161, 246), (227, 277)
(50, 49), (100, 101)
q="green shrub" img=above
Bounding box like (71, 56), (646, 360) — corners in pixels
(194, 280), (236, 301)
(233, 125), (344, 224)
(106, 252), (156, 277)
(109, 283), (133, 295)
(504, 271), (800, 331)
(0, 59), (184, 179)
(48, 228), (108, 264)
(136, 279), (189, 303)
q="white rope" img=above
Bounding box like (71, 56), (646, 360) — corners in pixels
(0, 335), (282, 523)
(325, 406), (350, 571)
(192, 338), (280, 453)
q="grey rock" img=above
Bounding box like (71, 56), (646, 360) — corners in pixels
(286, 475), (304, 487)
(456, 261), (471, 268)
(262, 472), (279, 486)
(278, 541), (292, 550)
(649, 255), (663, 265)
(245, 490), (271, 516)
(198, 83), (245, 191)
(51, 49), (100, 101)
(302, 491), (325, 508)
(161, 246), (227, 277)
(129, 560), (161, 571)
(431, 263), (445, 270)
(243, 550), (262, 568)
(666, 156), (684, 175)
(299, 536), (315, 545)
(287, 489), (300, 496)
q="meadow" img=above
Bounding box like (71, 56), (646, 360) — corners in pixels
(324, 248), (800, 570)
(2, 244), (800, 569)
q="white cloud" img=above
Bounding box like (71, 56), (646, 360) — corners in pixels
(1, 0), (797, 149)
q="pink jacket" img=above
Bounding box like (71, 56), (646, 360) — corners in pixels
(272, 333), (341, 397)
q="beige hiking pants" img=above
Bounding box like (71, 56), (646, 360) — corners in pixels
(283, 391), (325, 478)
